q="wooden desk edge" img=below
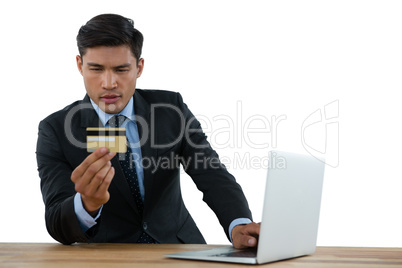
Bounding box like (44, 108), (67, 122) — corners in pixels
(1, 243), (401, 267)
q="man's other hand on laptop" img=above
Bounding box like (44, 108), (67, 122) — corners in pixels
(232, 222), (261, 249)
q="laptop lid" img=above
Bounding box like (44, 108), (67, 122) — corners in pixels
(256, 150), (325, 263)
(165, 150), (325, 264)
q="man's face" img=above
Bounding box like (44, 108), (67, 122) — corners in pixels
(76, 45), (144, 114)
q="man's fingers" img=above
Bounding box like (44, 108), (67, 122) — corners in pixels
(232, 222), (261, 249)
(96, 166), (115, 195)
(82, 150), (116, 180)
(79, 166), (115, 213)
(84, 161), (112, 195)
(70, 147), (117, 215)
(73, 148), (116, 187)
(71, 147), (111, 183)
(246, 236), (258, 247)
(71, 146), (116, 200)
(244, 222), (261, 236)
(237, 235), (257, 248)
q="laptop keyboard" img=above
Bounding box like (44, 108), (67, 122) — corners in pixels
(211, 248), (257, 258)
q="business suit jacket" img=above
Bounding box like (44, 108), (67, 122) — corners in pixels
(36, 89), (252, 245)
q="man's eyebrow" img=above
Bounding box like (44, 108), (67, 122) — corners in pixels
(87, 62), (103, 67)
(114, 63), (131, 68)
(86, 62), (131, 68)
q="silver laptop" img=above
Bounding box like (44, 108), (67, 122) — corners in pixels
(165, 150), (326, 264)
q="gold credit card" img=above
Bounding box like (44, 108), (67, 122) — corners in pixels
(86, 127), (127, 153)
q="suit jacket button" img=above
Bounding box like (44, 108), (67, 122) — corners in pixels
(143, 222), (148, 230)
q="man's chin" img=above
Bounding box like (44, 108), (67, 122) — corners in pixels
(98, 102), (122, 114)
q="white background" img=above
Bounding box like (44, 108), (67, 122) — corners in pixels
(0, 0), (401, 247)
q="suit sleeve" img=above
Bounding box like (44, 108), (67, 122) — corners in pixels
(36, 119), (92, 244)
(176, 94), (253, 241)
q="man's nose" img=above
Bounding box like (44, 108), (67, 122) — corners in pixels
(102, 71), (117, 90)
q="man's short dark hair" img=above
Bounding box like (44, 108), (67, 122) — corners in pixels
(77, 14), (143, 63)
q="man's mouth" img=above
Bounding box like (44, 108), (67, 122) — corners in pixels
(100, 94), (121, 104)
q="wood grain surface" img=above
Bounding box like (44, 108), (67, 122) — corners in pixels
(0, 243), (401, 267)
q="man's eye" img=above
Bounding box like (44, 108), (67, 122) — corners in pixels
(90, 68), (102, 71)
(116, 69), (129, 72)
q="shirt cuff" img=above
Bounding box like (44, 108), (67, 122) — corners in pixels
(73, 193), (102, 233)
(228, 218), (252, 243)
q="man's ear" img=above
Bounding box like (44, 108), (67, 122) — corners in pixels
(137, 58), (144, 78)
(76, 55), (83, 75)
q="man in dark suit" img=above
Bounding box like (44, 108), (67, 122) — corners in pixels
(36, 14), (260, 247)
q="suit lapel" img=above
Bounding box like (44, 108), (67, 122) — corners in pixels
(133, 90), (156, 212)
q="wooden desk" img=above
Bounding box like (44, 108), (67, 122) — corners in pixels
(0, 243), (401, 267)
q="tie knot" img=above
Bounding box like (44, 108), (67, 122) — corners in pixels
(108, 115), (126, 128)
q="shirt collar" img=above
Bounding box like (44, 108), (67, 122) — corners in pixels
(90, 97), (134, 127)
